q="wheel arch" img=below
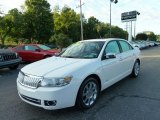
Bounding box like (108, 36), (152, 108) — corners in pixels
(75, 74), (102, 108)
(85, 74), (101, 91)
(78, 74), (102, 94)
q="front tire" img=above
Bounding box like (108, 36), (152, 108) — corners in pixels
(76, 77), (100, 109)
(131, 60), (140, 77)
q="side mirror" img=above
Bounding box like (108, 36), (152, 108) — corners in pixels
(35, 49), (41, 52)
(105, 53), (116, 59)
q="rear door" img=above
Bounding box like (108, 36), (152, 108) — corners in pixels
(118, 40), (135, 75)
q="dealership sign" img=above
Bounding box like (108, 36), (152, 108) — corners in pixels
(121, 11), (137, 22)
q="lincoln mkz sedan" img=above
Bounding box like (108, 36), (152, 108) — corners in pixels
(17, 39), (141, 110)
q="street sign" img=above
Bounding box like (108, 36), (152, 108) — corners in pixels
(121, 11), (137, 22)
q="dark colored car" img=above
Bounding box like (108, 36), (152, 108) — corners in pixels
(12, 44), (60, 62)
(0, 49), (22, 69)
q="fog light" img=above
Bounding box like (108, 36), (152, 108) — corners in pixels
(44, 100), (57, 106)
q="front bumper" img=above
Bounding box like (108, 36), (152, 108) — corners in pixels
(0, 57), (22, 69)
(17, 81), (79, 110)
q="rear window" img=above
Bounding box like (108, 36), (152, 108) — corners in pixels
(119, 41), (133, 52)
(25, 45), (38, 51)
(38, 45), (51, 50)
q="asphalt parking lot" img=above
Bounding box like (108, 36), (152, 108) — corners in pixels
(1, 46), (160, 120)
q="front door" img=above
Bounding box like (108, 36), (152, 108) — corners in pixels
(24, 45), (41, 61)
(101, 40), (123, 86)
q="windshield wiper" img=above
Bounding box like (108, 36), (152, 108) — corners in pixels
(61, 56), (76, 58)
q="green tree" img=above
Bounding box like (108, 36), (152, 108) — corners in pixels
(53, 6), (81, 42)
(148, 32), (157, 41)
(50, 33), (72, 49)
(0, 8), (26, 44)
(157, 35), (160, 41)
(0, 14), (14, 44)
(111, 26), (128, 39)
(136, 33), (148, 40)
(85, 16), (100, 39)
(23, 0), (53, 43)
(84, 17), (127, 39)
(8, 9), (24, 42)
(96, 23), (110, 38)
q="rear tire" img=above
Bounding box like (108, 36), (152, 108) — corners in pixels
(76, 77), (100, 109)
(131, 60), (140, 78)
(9, 64), (19, 70)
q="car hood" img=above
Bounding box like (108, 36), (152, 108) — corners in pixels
(0, 49), (15, 55)
(21, 57), (90, 77)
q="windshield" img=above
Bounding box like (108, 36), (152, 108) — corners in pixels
(60, 41), (105, 59)
(38, 45), (51, 50)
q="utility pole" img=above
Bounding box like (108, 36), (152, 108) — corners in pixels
(109, 0), (111, 38)
(134, 11), (140, 40)
(126, 22), (129, 40)
(126, 22), (128, 32)
(77, 0), (84, 41)
(109, 0), (118, 38)
(128, 21), (133, 42)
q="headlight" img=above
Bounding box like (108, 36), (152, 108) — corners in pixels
(40, 76), (73, 87)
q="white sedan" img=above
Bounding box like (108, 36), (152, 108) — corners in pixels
(17, 39), (141, 110)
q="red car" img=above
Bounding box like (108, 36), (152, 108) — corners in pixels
(12, 44), (60, 62)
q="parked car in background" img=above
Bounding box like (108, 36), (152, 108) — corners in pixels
(17, 38), (141, 110)
(129, 41), (142, 49)
(155, 41), (160, 45)
(0, 48), (21, 69)
(138, 40), (149, 48)
(12, 44), (60, 62)
(130, 40), (160, 49)
(146, 41), (154, 47)
(148, 41), (159, 46)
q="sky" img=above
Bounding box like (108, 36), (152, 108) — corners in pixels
(0, 0), (160, 35)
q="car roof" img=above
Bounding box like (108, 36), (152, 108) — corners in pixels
(80, 38), (126, 42)
(23, 44), (41, 46)
(16, 44), (43, 47)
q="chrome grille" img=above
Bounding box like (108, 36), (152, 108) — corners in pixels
(2, 54), (16, 61)
(18, 72), (43, 89)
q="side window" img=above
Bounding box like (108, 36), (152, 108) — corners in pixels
(105, 41), (120, 54)
(25, 45), (38, 51)
(16, 46), (24, 51)
(119, 41), (133, 52)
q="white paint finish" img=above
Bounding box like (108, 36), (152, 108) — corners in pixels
(17, 39), (140, 110)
